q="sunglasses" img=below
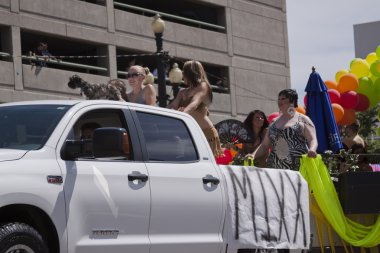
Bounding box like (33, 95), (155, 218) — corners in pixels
(127, 72), (143, 78)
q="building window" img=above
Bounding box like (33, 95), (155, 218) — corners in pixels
(0, 26), (12, 62)
(21, 31), (109, 76)
(114, 0), (226, 33)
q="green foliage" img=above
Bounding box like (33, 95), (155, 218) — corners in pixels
(322, 149), (359, 176)
(356, 105), (379, 138)
(355, 105), (380, 155)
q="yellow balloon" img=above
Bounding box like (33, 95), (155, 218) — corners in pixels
(335, 69), (349, 83)
(350, 59), (370, 78)
(366, 52), (378, 65)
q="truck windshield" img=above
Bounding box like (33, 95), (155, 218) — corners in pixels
(0, 104), (71, 150)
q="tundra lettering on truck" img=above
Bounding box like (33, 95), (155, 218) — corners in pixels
(0, 100), (310, 253)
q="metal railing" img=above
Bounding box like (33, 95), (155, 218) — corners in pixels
(1, 52), (229, 93)
(22, 55), (108, 72)
(113, 2), (226, 32)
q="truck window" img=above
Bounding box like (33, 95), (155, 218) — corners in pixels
(73, 109), (133, 160)
(0, 104), (71, 150)
(136, 112), (198, 162)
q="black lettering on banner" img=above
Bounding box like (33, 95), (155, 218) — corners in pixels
(256, 169), (277, 242)
(227, 166), (258, 241)
(284, 173), (307, 247)
(226, 166), (307, 247)
(264, 171), (290, 242)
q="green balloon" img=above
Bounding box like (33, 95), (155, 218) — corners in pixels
(358, 77), (372, 95)
(370, 60), (380, 77)
(373, 78), (380, 93)
(376, 45), (380, 59)
(368, 91), (379, 108)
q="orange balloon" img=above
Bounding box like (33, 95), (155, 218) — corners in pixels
(338, 109), (356, 126)
(337, 73), (359, 93)
(296, 106), (306, 115)
(325, 80), (338, 90)
(331, 103), (344, 123)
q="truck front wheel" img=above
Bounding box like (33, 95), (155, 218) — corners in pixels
(0, 223), (48, 253)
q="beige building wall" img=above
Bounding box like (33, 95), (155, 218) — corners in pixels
(0, 0), (290, 123)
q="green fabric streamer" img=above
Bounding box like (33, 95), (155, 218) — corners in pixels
(299, 155), (380, 247)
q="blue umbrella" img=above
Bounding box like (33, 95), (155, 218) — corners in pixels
(305, 67), (343, 153)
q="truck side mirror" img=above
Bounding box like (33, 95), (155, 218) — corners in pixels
(93, 127), (128, 159)
(61, 140), (85, 160)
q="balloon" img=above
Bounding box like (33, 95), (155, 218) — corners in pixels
(296, 106), (306, 115)
(337, 73), (358, 93)
(303, 95), (307, 106)
(338, 109), (356, 126)
(366, 52), (377, 65)
(325, 80), (338, 90)
(355, 94), (370, 112)
(268, 112), (280, 124)
(327, 89), (341, 104)
(368, 90), (380, 108)
(340, 91), (359, 109)
(372, 78), (380, 93)
(376, 45), (380, 59)
(331, 103), (344, 123)
(335, 69), (349, 83)
(350, 58), (360, 69)
(350, 58), (370, 78)
(358, 77), (373, 95)
(370, 60), (380, 77)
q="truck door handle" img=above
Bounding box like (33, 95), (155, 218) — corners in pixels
(128, 174), (148, 182)
(202, 176), (220, 185)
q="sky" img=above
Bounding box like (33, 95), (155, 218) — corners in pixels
(286, 0), (380, 106)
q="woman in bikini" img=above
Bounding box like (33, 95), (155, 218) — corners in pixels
(167, 60), (223, 157)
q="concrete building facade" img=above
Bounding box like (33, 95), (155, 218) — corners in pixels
(0, 0), (290, 123)
(354, 20), (380, 58)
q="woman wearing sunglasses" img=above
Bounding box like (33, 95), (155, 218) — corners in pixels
(127, 65), (157, 106)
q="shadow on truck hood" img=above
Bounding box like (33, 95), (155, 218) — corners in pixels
(0, 149), (28, 162)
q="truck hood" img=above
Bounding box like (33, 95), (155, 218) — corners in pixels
(0, 149), (28, 162)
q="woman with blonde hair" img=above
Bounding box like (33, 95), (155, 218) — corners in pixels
(168, 60), (223, 157)
(127, 65), (156, 106)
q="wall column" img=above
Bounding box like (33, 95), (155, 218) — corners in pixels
(11, 26), (23, 90)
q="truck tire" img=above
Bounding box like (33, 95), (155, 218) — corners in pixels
(0, 222), (48, 253)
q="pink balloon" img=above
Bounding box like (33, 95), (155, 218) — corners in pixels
(268, 112), (280, 124)
(327, 89), (341, 104)
(340, 91), (359, 109)
(355, 93), (370, 112)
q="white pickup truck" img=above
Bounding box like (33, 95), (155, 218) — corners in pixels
(0, 100), (310, 253)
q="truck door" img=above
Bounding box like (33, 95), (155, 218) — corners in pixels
(57, 107), (150, 253)
(134, 111), (225, 253)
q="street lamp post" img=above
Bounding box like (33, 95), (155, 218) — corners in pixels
(152, 14), (167, 108)
(169, 63), (183, 98)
